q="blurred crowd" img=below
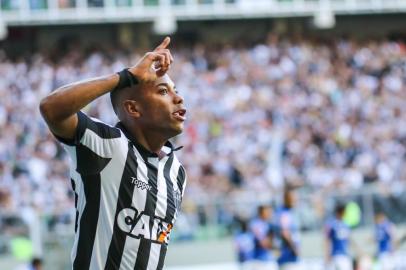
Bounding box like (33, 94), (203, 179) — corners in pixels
(0, 35), (405, 235)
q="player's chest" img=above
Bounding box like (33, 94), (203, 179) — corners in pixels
(116, 153), (183, 215)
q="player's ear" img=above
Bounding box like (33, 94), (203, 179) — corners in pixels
(123, 100), (141, 118)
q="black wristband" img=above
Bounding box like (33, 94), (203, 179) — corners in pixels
(114, 68), (138, 91)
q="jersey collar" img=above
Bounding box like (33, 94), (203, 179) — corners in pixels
(115, 122), (182, 160)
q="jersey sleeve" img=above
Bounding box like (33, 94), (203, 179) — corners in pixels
(53, 111), (122, 174)
(53, 111), (120, 146)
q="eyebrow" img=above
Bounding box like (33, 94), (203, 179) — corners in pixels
(156, 83), (177, 89)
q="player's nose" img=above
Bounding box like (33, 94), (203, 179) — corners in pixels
(173, 92), (184, 104)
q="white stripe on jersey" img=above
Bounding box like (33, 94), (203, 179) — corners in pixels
(147, 243), (163, 270)
(155, 156), (170, 220)
(170, 157), (181, 191)
(171, 156), (187, 222)
(89, 136), (128, 270)
(80, 128), (119, 158)
(119, 237), (142, 269)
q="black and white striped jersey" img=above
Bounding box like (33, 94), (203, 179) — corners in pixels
(56, 111), (187, 270)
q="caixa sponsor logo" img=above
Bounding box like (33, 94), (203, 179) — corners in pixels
(117, 207), (173, 244)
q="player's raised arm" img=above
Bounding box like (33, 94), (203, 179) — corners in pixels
(39, 37), (173, 141)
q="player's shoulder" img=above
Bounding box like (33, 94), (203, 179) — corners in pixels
(249, 218), (261, 225)
(82, 113), (122, 140)
(276, 207), (291, 217)
(89, 115), (121, 132)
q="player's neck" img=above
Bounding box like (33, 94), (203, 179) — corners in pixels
(136, 132), (166, 155)
(128, 125), (167, 154)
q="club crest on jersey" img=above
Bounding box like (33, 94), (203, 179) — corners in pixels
(131, 177), (152, 191)
(117, 207), (173, 244)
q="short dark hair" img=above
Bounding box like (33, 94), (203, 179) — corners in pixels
(335, 203), (346, 215)
(110, 85), (140, 117)
(31, 257), (42, 267)
(257, 204), (269, 215)
(110, 88), (124, 116)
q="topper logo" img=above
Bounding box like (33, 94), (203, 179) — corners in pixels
(117, 207), (173, 244)
(131, 177), (152, 191)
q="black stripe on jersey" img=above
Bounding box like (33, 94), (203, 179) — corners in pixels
(76, 144), (112, 175)
(156, 245), (168, 270)
(70, 179), (79, 233)
(134, 238), (152, 270)
(82, 114), (121, 140)
(104, 142), (138, 270)
(176, 165), (186, 195)
(133, 159), (159, 270)
(73, 145), (111, 270)
(163, 155), (175, 223)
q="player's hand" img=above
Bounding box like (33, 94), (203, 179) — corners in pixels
(128, 37), (174, 82)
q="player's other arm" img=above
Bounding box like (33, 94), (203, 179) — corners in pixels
(39, 74), (120, 140)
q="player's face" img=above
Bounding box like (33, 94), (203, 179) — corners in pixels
(336, 210), (345, 219)
(285, 191), (297, 208)
(138, 74), (186, 137)
(375, 213), (384, 223)
(260, 207), (272, 220)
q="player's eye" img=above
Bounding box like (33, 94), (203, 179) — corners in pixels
(159, 88), (168, 95)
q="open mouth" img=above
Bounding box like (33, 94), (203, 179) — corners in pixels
(173, 109), (187, 121)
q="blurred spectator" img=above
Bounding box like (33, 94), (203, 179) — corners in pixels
(88, 0), (103, 7)
(276, 188), (300, 269)
(1, 0), (19, 10)
(234, 219), (255, 269)
(374, 212), (396, 270)
(249, 205), (278, 269)
(58, 0), (76, 8)
(325, 204), (352, 270)
(29, 0), (47, 9)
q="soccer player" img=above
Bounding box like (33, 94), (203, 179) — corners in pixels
(234, 219), (255, 270)
(249, 205), (278, 270)
(276, 188), (301, 270)
(325, 204), (353, 270)
(374, 212), (395, 270)
(39, 37), (188, 270)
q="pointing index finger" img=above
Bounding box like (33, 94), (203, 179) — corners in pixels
(154, 36), (171, 51)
